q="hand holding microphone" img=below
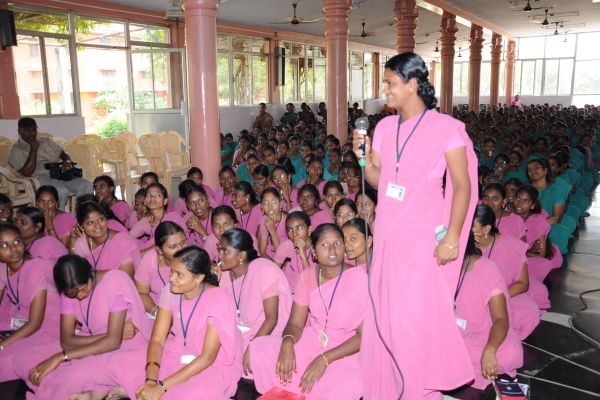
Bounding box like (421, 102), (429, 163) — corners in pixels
(353, 117), (370, 167)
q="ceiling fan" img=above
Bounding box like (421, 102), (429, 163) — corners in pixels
(510, 0), (547, 12)
(350, 20), (377, 38)
(267, 2), (322, 26)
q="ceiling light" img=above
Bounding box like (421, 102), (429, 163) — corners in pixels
(458, 47), (462, 57)
(165, 0), (184, 20)
(524, 0), (533, 12)
(434, 40), (439, 52)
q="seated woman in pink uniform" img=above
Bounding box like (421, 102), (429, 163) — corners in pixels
(15, 207), (67, 263)
(514, 185), (563, 276)
(322, 181), (344, 219)
(36, 185), (76, 248)
(455, 232), (523, 390)
(0, 193), (13, 224)
(71, 201), (141, 279)
(74, 194), (129, 234)
(213, 165), (238, 208)
(482, 183), (527, 242)
(296, 155), (328, 196)
(472, 205), (542, 339)
(345, 165), (362, 201)
(184, 184), (214, 247)
(130, 183), (188, 253)
(272, 165), (299, 212)
(93, 175), (131, 226)
(258, 188), (289, 260)
(355, 188), (377, 232)
(334, 198), (358, 228)
(342, 218), (373, 272)
(106, 246), (242, 400)
(273, 212), (316, 292)
(135, 221), (187, 318)
(290, 184), (333, 228)
(252, 164), (274, 196)
(175, 167), (216, 216)
(250, 223), (368, 399)
(232, 181), (263, 237)
(13, 255), (150, 400)
(203, 206), (258, 264)
(0, 224), (60, 383)
(140, 172), (175, 213)
(218, 228), (292, 377)
(127, 188), (150, 230)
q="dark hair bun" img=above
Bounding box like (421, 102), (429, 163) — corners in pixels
(385, 53), (437, 110)
(417, 80), (437, 110)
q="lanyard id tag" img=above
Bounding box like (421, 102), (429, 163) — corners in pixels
(237, 324), (251, 334)
(146, 312), (156, 320)
(455, 318), (467, 330)
(181, 354), (196, 364)
(10, 318), (28, 329)
(386, 183), (405, 202)
(318, 330), (329, 348)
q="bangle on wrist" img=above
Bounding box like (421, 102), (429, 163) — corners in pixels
(320, 353), (329, 366)
(62, 349), (68, 362)
(282, 334), (296, 344)
(145, 378), (158, 383)
(145, 361), (160, 370)
(365, 160), (374, 168)
(158, 380), (167, 393)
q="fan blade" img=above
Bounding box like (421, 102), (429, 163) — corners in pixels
(267, 21), (295, 24)
(415, 41), (428, 45)
(299, 19), (322, 23)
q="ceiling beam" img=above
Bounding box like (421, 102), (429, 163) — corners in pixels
(418, 0), (515, 39)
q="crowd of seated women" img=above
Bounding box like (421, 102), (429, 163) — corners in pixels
(0, 101), (597, 399)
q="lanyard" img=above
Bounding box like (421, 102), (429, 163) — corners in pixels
(394, 109), (428, 182)
(317, 264), (344, 332)
(180, 282), (205, 352)
(25, 234), (42, 255)
(230, 267), (248, 320)
(240, 206), (256, 231)
(88, 229), (109, 269)
(6, 260), (24, 317)
(79, 273), (97, 335)
(496, 212), (504, 228)
(203, 210), (212, 233)
(269, 212), (283, 247)
(294, 249), (311, 272)
(156, 255), (167, 287)
(150, 212), (166, 239)
(485, 234), (497, 259)
(524, 213), (531, 223)
(454, 255), (471, 312)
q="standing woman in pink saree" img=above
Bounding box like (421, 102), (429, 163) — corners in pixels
(232, 181), (263, 237)
(218, 228), (292, 378)
(129, 183), (189, 253)
(135, 222), (188, 318)
(0, 224), (60, 382)
(354, 53), (477, 399)
(15, 207), (67, 263)
(12, 255), (151, 400)
(482, 183), (527, 242)
(184, 184), (214, 247)
(258, 188), (289, 260)
(472, 205), (543, 339)
(93, 176), (132, 226)
(250, 224), (367, 399)
(106, 246), (242, 400)
(71, 201), (141, 279)
(36, 186), (77, 248)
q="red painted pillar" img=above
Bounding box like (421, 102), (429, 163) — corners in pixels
(323, 0), (352, 145)
(504, 40), (517, 106)
(394, 0), (419, 54)
(0, 0), (20, 119)
(468, 24), (484, 113)
(439, 11), (458, 115)
(182, 0), (221, 190)
(489, 33), (503, 108)
(430, 60), (437, 89)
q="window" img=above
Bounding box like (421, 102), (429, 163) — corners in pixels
(518, 37), (545, 59)
(100, 70), (116, 78)
(129, 23), (169, 45)
(29, 44), (40, 58)
(453, 63), (469, 96)
(545, 35), (575, 59)
(30, 70), (43, 79)
(480, 62), (491, 96)
(574, 60), (600, 95)
(74, 16), (126, 47)
(576, 32), (600, 60)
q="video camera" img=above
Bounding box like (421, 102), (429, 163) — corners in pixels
(44, 162), (83, 181)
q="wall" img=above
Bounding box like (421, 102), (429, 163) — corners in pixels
(0, 116), (86, 141)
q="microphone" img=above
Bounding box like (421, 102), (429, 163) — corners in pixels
(355, 117), (369, 167)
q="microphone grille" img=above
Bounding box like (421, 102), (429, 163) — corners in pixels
(355, 117), (369, 130)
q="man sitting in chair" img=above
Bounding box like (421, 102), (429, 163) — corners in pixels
(8, 117), (93, 209)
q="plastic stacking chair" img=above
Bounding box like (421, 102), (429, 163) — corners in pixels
(0, 136), (10, 142)
(159, 130), (191, 166)
(565, 205), (582, 221)
(0, 165), (41, 208)
(75, 134), (102, 152)
(62, 140), (123, 189)
(139, 134), (188, 192)
(50, 137), (67, 146)
(559, 214), (577, 234)
(36, 132), (53, 138)
(570, 193), (591, 216)
(579, 175), (594, 195)
(549, 224), (573, 254)
(100, 137), (161, 205)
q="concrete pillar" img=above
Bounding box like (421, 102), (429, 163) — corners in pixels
(323, 0), (352, 145)
(504, 39), (517, 106)
(394, 0), (419, 54)
(468, 24), (484, 113)
(489, 33), (502, 108)
(439, 11), (458, 115)
(182, 0), (221, 190)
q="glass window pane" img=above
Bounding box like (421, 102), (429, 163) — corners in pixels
(231, 36), (250, 52)
(499, 61), (505, 97)
(544, 59), (559, 95)
(129, 23), (169, 44)
(306, 45), (316, 57)
(558, 59), (573, 95)
(150, 52), (169, 109)
(131, 52), (154, 109)
(14, 35), (47, 115)
(574, 60), (600, 95)
(299, 58), (307, 102)
(460, 64), (469, 96)
(576, 32), (600, 60)
(306, 58), (314, 102)
(364, 53), (373, 63)
(513, 60), (521, 95)
(518, 37), (545, 59)
(480, 62), (491, 96)
(573, 95), (600, 107)
(365, 63), (373, 99)
(251, 38), (267, 53)
(13, 9), (69, 34)
(45, 37), (74, 114)
(217, 53), (230, 106)
(521, 61), (535, 95)
(292, 43), (304, 56)
(74, 17), (126, 47)
(314, 58), (326, 100)
(233, 54), (251, 105)
(252, 55), (268, 104)
(453, 63), (461, 96)
(283, 57), (299, 102)
(545, 34), (575, 58)
(217, 33), (229, 50)
(534, 60), (543, 96)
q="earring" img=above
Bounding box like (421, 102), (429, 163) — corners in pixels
(485, 234), (488, 239)
(410, 88), (413, 93)
(240, 260), (243, 265)
(159, 254), (164, 264)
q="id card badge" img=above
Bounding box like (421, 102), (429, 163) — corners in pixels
(181, 354), (196, 364)
(455, 318), (467, 330)
(237, 324), (251, 334)
(146, 312), (156, 320)
(10, 318), (28, 329)
(386, 183), (405, 202)
(318, 330), (329, 348)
